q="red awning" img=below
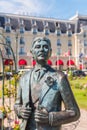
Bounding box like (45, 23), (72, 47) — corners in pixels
(19, 59), (27, 66)
(32, 60), (36, 66)
(67, 60), (75, 66)
(4, 59), (13, 65)
(56, 59), (64, 65)
(47, 60), (52, 66)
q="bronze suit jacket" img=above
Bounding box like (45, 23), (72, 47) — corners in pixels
(14, 66), (80, 130)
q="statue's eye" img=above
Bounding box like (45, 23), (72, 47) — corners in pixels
(44, 45), (48, 49)
(35, 45), (40, 49)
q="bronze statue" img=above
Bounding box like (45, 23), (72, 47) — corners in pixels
(14, 37), (80, 130)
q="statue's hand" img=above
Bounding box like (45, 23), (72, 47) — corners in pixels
(35, 109), (49, 124)
(19, 106), (32, 120)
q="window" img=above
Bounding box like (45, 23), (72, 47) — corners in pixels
(32, 28), (37, 34)
(67, 30), (72, 37)
(5, 26), (11, 33)
(5, 17), (10, 23)
(19, 47), (25, 55)
(57, 39), (61, 46)
(84, 49), (87, 55)
(5, 47), (11, 55)
(32, 20), (36, 25)
(57, 48), (61, 55)
(20, 37), (25, 44)
(83, 31), (86, 37)
(20, 26), (25, 33)
(84, 40), (87, 46)
(68, 40), (72, 46)
(6, 36), (11, 44)
(44, 29), (49, 35)
(56, 29), (61, 36)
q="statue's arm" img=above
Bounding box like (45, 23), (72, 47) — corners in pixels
(49, 74), (80, 126)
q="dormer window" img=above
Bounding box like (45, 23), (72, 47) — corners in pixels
(6, 36), (11, 44)
(20, 26), (25, 33)
(44, 21), (49, 35)
(32, 20), (36, 25)
(5, 17), (10, 24)
(44, 29), (49, 35)
(67, 30), (72, 37)
(55, 23), (61, 36)
(83, 31), (86, 37)
(56, 29), (61, 36)
(32, 20), (37, 34)
(32, 27), (37, 34)
(57, 39), (61, 46)
(20, 37), (25, 44)
(5, 26), (11, 33)
(67, 24), (72, 37)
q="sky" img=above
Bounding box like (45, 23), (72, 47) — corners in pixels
(0, 0), (87, 20)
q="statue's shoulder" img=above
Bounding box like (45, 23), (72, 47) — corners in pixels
(48, 66), (65, 80)
(55, 70), (65, 80)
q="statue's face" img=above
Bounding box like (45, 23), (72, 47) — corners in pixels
(32, 40), (51, 62)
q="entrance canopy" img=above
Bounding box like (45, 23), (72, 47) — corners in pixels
(67, 60), (75, 66)
(19, 59), (27, 66)
(56, 59), (64, 65)
(4, 59), (13, 65)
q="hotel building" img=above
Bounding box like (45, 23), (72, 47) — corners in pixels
(0, 12), (87, 71)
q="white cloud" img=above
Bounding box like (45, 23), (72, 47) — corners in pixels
(0, 0), (55, 17)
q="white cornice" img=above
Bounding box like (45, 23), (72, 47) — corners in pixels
(0, 12), (75, 24)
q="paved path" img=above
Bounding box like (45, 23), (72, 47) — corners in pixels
(62, 109), (87, 130)
(74, 109), (87, 130)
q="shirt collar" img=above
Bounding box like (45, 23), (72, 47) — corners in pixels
(34, 64), (50, 72)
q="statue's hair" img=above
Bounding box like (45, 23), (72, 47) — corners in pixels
(30, 37), (51, 53)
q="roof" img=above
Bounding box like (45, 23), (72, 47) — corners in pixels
(0, 12), (76, 33)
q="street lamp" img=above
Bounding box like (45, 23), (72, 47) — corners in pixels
(15, 32), (19, 71)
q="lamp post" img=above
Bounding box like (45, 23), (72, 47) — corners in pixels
(15, 33), (19, 72)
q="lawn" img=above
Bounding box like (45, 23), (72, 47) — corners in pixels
(0, 77), (87, 110)
(69, 77), (87, 110)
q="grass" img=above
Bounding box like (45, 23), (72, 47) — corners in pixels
(0, 76), (87, 110)
(69, 77), (87, 110)
(72, 87), (87, 110)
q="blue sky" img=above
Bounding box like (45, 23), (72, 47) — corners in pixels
(0, 0), (87, 19)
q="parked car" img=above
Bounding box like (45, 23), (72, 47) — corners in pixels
(5, 72), (13, 80)
(72, 70), (86, 77)
(82, 69), (87, 75)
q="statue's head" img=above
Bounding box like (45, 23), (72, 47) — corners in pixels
(30, 37), (52, 64)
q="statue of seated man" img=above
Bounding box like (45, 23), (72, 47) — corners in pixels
(14, 37), (80, 130)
